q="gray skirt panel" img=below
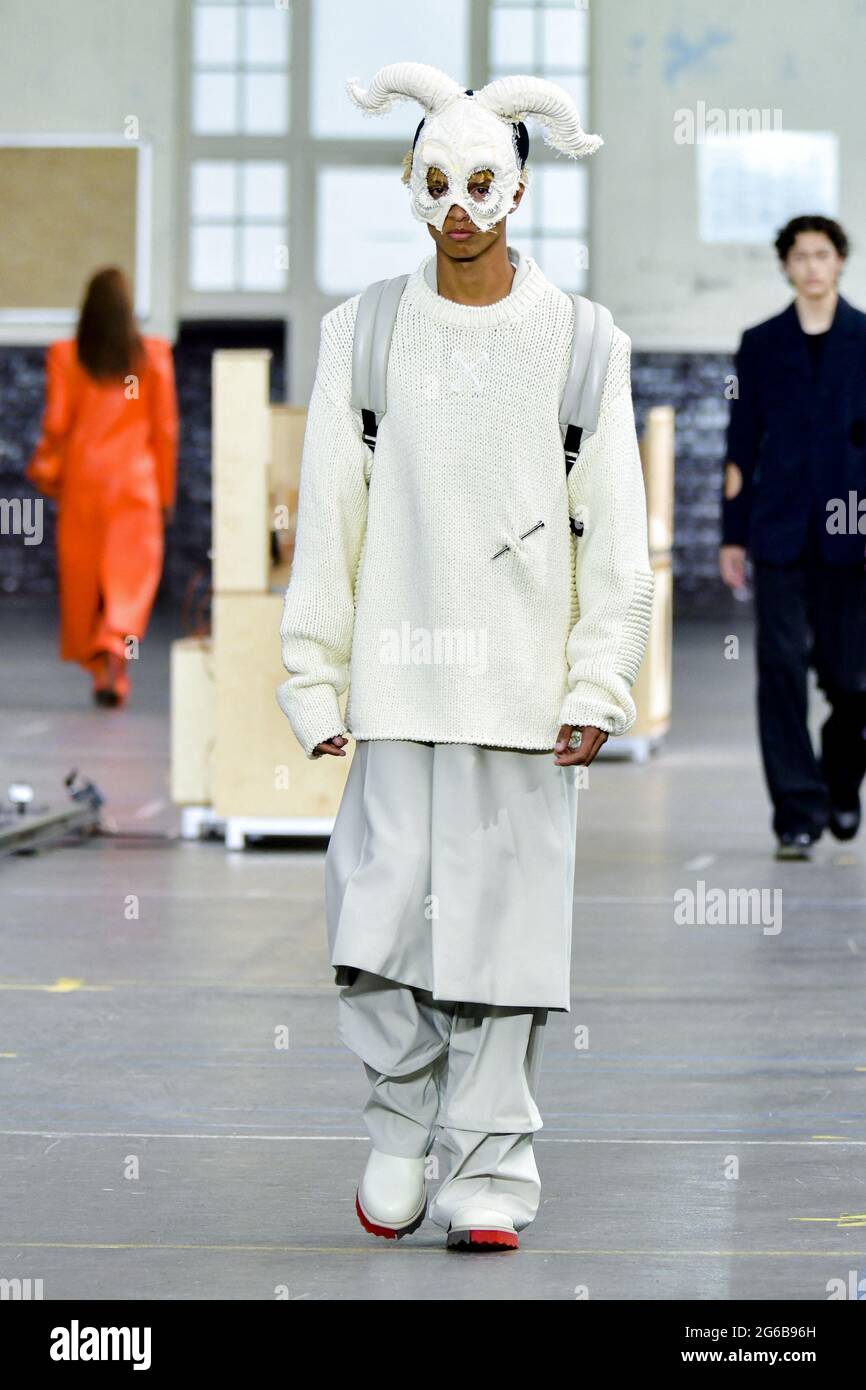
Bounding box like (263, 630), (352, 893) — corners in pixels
(324, 740), (578, 1011)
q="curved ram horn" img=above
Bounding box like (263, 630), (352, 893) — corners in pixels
(477, 75), (603, 157)
(346, 62), (464, 118)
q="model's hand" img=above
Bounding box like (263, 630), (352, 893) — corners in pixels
(554, 724), (607, 766)
(719, 545), (747, 589)
(312, 734), (349, 759)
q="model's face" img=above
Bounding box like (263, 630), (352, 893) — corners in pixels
(784, 232), (844, 297)
(426, 178), (525, 260)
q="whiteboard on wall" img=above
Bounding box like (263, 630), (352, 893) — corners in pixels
(697, 131), (839, 245)
(0, 135), (151, 323)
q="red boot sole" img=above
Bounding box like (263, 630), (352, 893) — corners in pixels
(355, 1191), (426, 1241)
(446, 1227), (519, 1252)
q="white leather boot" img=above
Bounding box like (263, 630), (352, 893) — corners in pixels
(355, 1149), (427, 1240)
(446, 1205), (519, 1251)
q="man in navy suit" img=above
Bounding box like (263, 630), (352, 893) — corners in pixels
(720, 215), (866, 859)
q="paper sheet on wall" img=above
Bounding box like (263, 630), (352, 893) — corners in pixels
(697, 131), (838, 245)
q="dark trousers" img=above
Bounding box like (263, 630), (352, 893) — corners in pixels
(752, 552), (866, 837)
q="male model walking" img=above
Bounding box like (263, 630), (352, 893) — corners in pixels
(720, 215), (866, 859)
(278, 63), (654, 1250)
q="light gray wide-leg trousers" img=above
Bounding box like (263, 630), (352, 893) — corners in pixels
(339, 968), (548, 1232)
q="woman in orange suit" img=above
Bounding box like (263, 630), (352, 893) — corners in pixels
(26, 267), (178, 707)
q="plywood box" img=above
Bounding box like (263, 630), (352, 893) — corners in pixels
(270, 405), (305, 505)
(212, 350), (272, 594)
(170, 637), (215, 805)
(212, 592), (353, 820)
(640, 405), (675, 556)
(270, 404), (306, 573)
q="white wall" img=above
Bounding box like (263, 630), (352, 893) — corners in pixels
(0, 0), (180, 344)
(591, 0), (866, 350)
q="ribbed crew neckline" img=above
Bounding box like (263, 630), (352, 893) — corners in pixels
(405, 246), (550, 329)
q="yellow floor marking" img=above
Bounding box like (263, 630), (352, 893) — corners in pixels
(0, 978), (332, 992)
(0, 979), (110, 993)
(791, 1214), (866, 1228)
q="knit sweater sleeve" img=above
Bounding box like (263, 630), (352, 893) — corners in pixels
(559, 327), (655, 736)
(276, 297), (368, 758)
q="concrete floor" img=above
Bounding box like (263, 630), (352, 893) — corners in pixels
(1, 598), (865, 1302)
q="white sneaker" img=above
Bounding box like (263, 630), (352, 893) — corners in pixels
(446, 1204), (519, 1251)
(355, 1149), (427, 1240)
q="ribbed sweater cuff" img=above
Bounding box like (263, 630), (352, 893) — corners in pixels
(275, 680), (348, 759)
(559, 680), (636, 737)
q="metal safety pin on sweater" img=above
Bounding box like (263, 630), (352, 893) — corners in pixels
(491, 520), (544, 560)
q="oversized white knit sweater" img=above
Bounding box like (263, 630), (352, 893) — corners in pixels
(277, 248), (654, 759)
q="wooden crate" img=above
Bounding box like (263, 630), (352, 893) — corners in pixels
(212, 349), (272, 594)
(640, 404), (675, 557)
(211, 592), (353, 822)
(170, 637), (215, 806)
(270, 403), (305, 570)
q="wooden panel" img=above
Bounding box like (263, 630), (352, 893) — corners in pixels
(170, 638), (215, 806)
(270, 404), (306, 578)
(212, 350), (271, 594)
(640, 404), (675, 556)
(0, 146), (137, 309)
(212, 592), (353, 819)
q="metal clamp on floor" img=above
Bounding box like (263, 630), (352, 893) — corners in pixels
(0, 770), (104, 856)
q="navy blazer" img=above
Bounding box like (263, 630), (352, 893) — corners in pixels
(722, 293), (866, 565)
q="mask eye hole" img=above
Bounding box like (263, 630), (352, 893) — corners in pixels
(426, 166), (450, 199)
(467, 169), (495, 203)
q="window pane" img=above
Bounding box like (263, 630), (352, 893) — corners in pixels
(533, 164), (587, 232)
(534, 236), (588, 292)
(241, 224), (288, 290)
(491, 8), (535, 69)
(190, 224), (236, 290)
(317, 167), (431, 294)
(243, 6), (289, 67)
(241, 71), (288, 133)
(192, 72), (239, 133)
(191, 161), (237, 218)
(193, 5), (240, 65)
(543, 8), (589, 69)
(312, 0), (469, 138)
(241, 162), (286, 218)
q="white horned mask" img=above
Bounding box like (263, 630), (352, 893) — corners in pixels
(346, 62), (603, 233)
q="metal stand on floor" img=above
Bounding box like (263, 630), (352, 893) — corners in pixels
(0, 771), (105, 856)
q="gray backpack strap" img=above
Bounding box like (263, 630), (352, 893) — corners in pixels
(560, 294), (614, 477)
(350, 274), (410, 451)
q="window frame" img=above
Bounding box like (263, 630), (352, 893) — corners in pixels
(178, 0), (592, 401)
